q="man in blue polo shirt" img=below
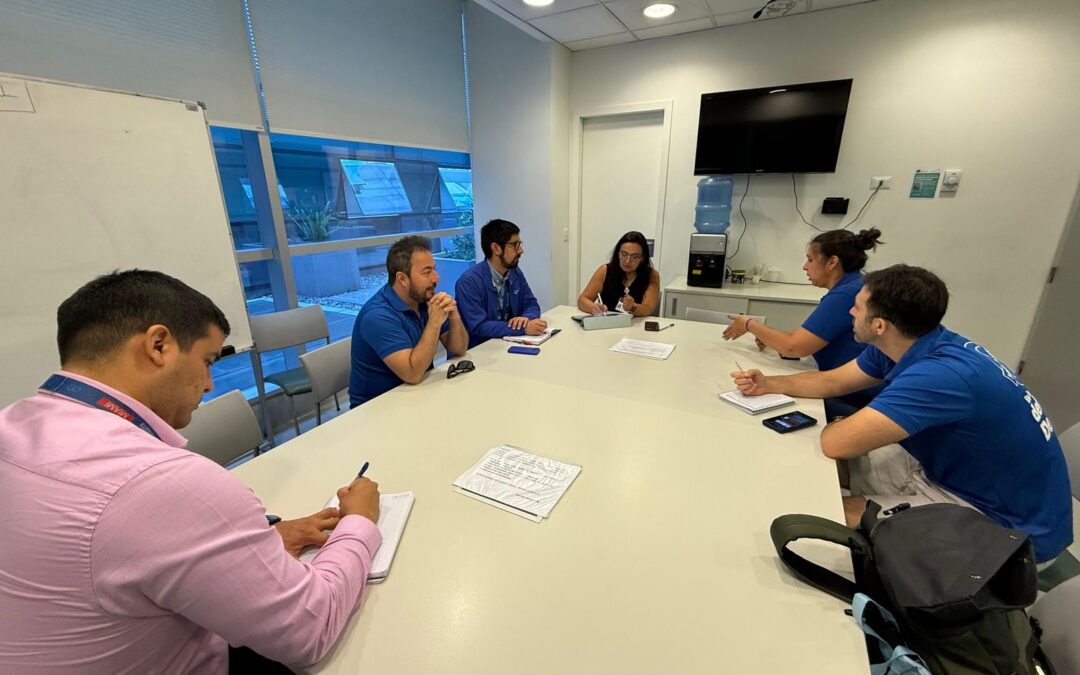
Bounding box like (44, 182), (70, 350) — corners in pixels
(349, 235), (468, 407)
(731, 264), (1071, 563)
(455, 218), (545, 349)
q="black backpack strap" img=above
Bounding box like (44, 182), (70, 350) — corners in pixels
(770, 514), (871, 603)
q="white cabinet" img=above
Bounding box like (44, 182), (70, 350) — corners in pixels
(662, 276), (825, 332)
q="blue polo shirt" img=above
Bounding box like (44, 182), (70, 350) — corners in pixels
(856, 326), (1072, 562)
(802, 271), (867, 371)
(348, 284), (448, 407)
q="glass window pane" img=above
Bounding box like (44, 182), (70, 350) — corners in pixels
(210, 126), (265, 249)
(340, 160), (412, 216)
(270, 131), (470, 246)
(291, 248), (386, 334)
(437, 167), (473, 210)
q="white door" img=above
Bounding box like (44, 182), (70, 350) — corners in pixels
(577, 110), (666, 294)
(1021, 183), (1080, 432)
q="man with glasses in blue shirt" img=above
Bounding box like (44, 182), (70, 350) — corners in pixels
(349, 236), (468, 406)
(732, 265), (1072, 564)
(455, 219), (545, 349)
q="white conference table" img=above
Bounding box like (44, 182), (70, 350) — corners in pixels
(232, 305), (869, 674)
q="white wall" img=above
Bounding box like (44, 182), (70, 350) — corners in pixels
(568, 0), (1080, 366)
(466, 1), (571, 311)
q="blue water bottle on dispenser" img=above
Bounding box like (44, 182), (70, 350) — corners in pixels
(688, 176), (731, 287)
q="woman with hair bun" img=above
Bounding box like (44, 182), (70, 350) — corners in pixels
(724, 228), (884, 413)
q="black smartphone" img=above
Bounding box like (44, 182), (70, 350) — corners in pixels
(762, 410), (818, 434)
(644, 321), (659, 331)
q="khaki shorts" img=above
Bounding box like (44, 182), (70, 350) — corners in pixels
(847, 443), (977, 512)
(847, 445), (1062, 571)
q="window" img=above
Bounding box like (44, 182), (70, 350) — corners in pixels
(341, 160), (411, 216)
(204, 127), (475, 403)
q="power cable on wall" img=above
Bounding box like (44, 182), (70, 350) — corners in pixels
(726, 174), (752, 261)
(792, 173), (883, 232)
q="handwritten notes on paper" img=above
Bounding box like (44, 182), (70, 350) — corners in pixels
(453, 445), (581, 521)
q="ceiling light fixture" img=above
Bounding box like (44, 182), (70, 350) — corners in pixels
(769, 88), (788, 94)
(643, 3), (677, 19)
(523, 0), (554, 7)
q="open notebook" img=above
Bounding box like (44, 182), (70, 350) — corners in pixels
(719, 390), (795, 415)
(299, 491), (414, 583)
(503, 328), (561, 346)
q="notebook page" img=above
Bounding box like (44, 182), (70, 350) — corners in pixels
(299, 491), (415, 582)
(719, 390), (795, 413)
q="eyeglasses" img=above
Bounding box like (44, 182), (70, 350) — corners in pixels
(447, 360), (475, 379)
(618, 251), (642, 262)
(506, 241), (524, 251)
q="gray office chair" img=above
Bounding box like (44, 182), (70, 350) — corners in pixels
(181, 390), (264, 467)
(1060, 421), (1080, 500)
(1030, 575), (1080, 672)
(684, 308), (767, 326)
(1037, 421), (1080, 592)
(299, 337), (351, 426)
(249, 305), (330, 439)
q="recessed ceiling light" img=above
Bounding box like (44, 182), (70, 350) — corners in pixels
(769, 88), (788, 94)
(643, 3), (677, 19)
(523, 0), (554, 7)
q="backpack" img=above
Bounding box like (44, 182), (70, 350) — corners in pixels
(770, 501), (1052, 675)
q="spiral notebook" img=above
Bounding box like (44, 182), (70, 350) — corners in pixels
(719, 390), (795, 415)
(299, 491), (414, 583)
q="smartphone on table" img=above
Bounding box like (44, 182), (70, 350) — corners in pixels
(762, 410), (818, 434)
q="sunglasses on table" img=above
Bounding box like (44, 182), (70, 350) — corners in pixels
(447, 360), (475, 379)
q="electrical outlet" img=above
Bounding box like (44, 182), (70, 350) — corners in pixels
(870, 176), (892, 190)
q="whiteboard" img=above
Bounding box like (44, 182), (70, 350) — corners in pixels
(0, 74), (253, 408)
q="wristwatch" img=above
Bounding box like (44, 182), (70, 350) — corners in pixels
(266, 514), (282, 526)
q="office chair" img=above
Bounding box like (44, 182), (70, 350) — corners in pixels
(181, 390), (265, 467)
(249, 305), (330, 440)
(299, 338), (351, 426)
(1030, 575), (1080, 672)
(684, 307), (767, 326)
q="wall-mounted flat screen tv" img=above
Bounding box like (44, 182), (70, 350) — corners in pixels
(694, 79), (853, 175)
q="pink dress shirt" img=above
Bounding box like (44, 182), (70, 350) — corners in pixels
(0, 372), (382, 674)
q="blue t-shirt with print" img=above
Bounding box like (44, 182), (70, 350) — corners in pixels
(802, 271), (867, 371)
(348, 284), (448, 407)
(856, 325), (1072, 562)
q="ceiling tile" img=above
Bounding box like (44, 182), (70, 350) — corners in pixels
(530, 5), (626, 42)
(563, 31), (638, 50)
(704, 0), (763, 13)
(810, 0), (873, 10)
(632, 16), (715, 39)
(711, 8), (756, 26)
(711, 0), (805, 26)
(491, 0), (600, 21)
(604, 0), (711, 31)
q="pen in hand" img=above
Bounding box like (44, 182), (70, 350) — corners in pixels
(357, 462), (369, 478)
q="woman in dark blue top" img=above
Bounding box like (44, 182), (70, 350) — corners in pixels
(723, 228), (884, 415)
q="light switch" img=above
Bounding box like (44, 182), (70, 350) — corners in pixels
(941, 169), (962, 192)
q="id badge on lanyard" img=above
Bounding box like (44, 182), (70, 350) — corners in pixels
(39, 374), (161, 440)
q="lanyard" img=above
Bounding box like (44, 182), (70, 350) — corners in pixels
(39, 374), (161, 440)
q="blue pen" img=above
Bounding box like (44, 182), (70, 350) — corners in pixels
(357, 461), (369, 478)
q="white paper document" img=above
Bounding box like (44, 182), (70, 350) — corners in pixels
(299, 491), (415, 583)
(452, 445), (581, 521)
(609, 337), (676, 360)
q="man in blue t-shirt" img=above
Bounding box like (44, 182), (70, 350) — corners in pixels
(732, 264), (1072, 563)
(455, 219), (545, 349)
(348, 236), (468, 407)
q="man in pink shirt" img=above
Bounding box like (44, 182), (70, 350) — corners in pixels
(0, 270), (383, 674)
